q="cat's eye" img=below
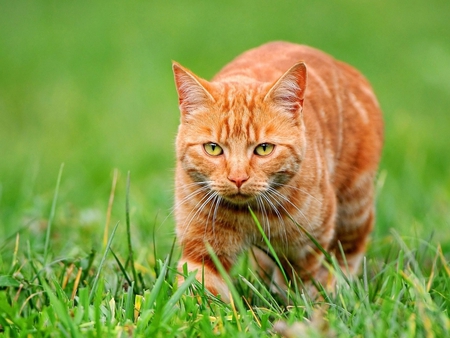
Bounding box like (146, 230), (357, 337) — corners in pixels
(204, 143), (223, 156)
(254, 143), (275, 156)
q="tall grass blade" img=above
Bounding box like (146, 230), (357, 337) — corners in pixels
(205, 243), (257, 336)
(125, 282), (135, 321)
(161, 272), (197, 322)
(44, 163), (64, 263)
(125, 171), (138, 285)
(167, 236), (177, 270)
(94, 279), (104, 337)
(239, 275), (280, 312)
(89, 221), (119, 302)
(248, 207), (289, 284)
(103, 168), (119, 248)
(41, 278), (79, 337)
(144, 256), (169, 311)
(110, 249), (132, 286)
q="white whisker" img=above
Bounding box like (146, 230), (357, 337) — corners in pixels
(156, 182), (211, 232)
(205, 193), (221, 237)
(255, 196), (270, 242)
(271, 182), (321, 204)
(263, 188), (310, 243)
(181, 189), (217, 240)
(212, 195), (222, 247)
(260, 191), (288, 247)
(173, 186), (209, 212)
(267, 187), (312, 229)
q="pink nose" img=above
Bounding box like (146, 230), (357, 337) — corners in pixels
(228, 175), (249, 188)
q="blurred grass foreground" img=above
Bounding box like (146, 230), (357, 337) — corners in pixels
(0, 0), (449, 298)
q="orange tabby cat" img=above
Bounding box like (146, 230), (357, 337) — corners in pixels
(172, 41), (383, 301)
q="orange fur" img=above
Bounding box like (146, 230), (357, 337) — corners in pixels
(172, 42), (383, 301)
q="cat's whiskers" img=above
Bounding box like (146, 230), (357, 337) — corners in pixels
(155, 182), (211, 233)
(255, 195), (270, 242)
(172, 181), (213, 213)
(260, 191), (289, 247)
(263, 188), (312, 244)
(267, 187), (312, 229)
(168, 180), (206, 192)
(211, 195), (222, 247)
(204, 194), (215, 237)
(205, 193), (220, 238)
(271, 182), (321, 204)
(251, 183), (272, 235)
(181, 180), (213, 189)
(181, 188), (217, 240)
(263, 191), (299, 246)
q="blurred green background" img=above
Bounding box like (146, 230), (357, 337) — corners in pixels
(1, 1), (449, 255)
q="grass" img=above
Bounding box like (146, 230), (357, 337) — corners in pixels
(1, 172), (449, 336)
(1, 0), (450, 336)
(1, 180), (449, 336)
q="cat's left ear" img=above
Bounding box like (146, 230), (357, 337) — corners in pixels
(264, 62), (307, 115)
(172, 61), (215, 117)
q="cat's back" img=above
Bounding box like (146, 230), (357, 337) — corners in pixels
(213, 41), (339, 83)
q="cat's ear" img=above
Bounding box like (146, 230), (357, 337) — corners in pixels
(264, 62), (307, 115)
(172, 61), (215, 116)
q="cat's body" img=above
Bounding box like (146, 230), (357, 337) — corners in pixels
(173, 42), (383, 301)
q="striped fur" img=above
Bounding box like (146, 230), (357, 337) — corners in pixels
(173, 42), (383, 301)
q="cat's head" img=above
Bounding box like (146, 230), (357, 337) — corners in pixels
(173, 61), (308, 205)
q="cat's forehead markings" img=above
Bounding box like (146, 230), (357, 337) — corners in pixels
(218, 112), (246, 141)
(215, 112), (260, 146)
(216, 82), (260, 112)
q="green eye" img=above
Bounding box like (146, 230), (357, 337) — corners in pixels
(254, 143), (275, 156)
(204, 143), (223, 156)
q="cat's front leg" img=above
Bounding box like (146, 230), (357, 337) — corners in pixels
(178, 258), (231, 302)
(177, 243), (236, 302)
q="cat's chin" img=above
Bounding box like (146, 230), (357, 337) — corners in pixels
(223, 193), (255, 206)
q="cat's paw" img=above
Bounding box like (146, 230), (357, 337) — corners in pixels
(178, 259), (231, 302)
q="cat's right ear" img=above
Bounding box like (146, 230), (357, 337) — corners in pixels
(172, 62), (215, 118)
(264, 62), (307, 116)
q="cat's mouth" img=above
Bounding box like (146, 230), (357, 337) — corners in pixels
(223, 192), (255, 205)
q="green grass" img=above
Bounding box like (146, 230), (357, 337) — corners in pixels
(1, 0), (450, 336)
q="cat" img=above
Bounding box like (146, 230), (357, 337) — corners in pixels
(172, 41), (383, 302)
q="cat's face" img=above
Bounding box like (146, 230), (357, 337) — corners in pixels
(174, 62), (307, 205)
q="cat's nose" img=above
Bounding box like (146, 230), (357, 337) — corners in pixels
(228, 175), (249, 188)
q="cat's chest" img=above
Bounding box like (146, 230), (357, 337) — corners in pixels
(218, 207), (314, 245)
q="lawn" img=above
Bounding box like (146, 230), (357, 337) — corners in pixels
(1, 1), (450, 336)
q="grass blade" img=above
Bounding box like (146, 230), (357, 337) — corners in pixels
(239, 274), (279, 312)
(205, 244), (255, 332)
(89, 221), (119, 302)
(125, 282), (135, 321)
(160, 272), (197, 325)
(125, 171), (138, 286)
(110, 249), (132, 286)
(41, 278), (79, 337)
(143, 256), (169, 311)
(103, 168), (119, 248)
(44, 163), (64, 263)
(248, 207), (289, 284)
